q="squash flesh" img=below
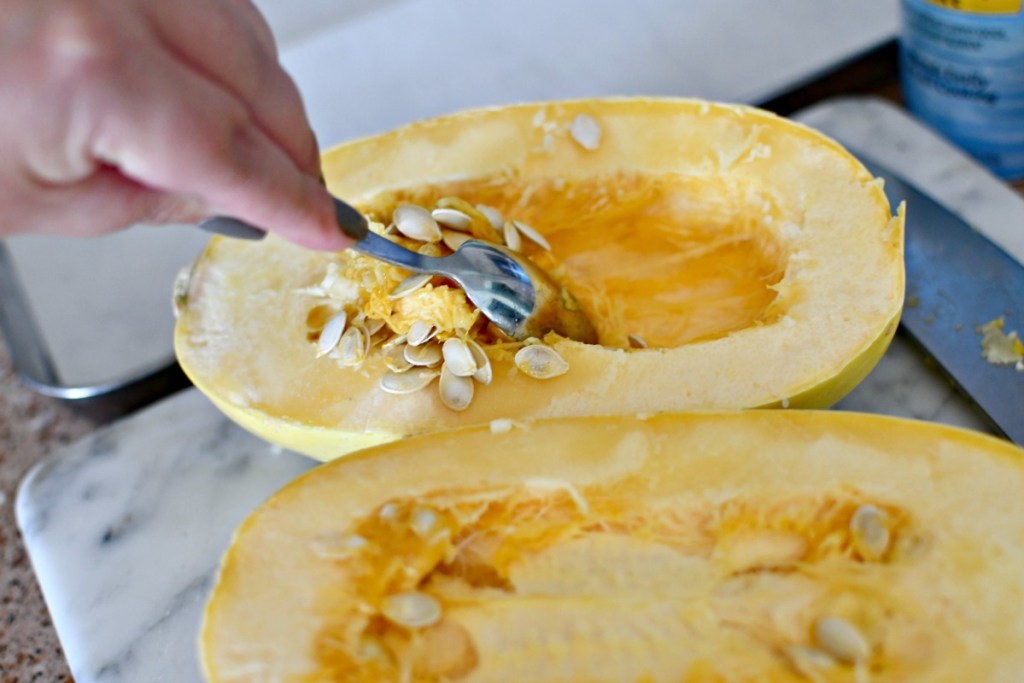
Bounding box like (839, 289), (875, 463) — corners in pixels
(308, 484), (926, 681)
(364, 170), (787, 349)
(200, 412), (1024, 682)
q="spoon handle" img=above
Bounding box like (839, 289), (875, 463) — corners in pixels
(198, 197), (372, 241)
(198, 215), (267, 240)
(352, 230), (451, 273)
(199, 198), (453, 275)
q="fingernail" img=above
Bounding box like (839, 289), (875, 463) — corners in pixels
(309, 129), (324, 180)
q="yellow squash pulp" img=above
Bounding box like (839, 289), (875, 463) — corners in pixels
(174, 98), (905, 460)
(363, 170), (788, 349)
(200, 412), (1024, 682)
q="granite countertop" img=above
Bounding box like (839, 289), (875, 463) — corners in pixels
(0, 1), (935, 680)
(0, 345), (95, 682)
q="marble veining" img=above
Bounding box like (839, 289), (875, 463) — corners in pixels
(16, 390), (313, 682)
(14, 97), (1022, 682)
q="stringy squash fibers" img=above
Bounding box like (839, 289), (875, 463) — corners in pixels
(200, 411), (1024, 682)
(174, 98), (905, 460)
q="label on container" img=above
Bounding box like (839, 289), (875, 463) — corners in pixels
(923, 0), (1022, 15)
(902, 0), (1024, 180)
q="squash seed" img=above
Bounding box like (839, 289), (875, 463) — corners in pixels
(439, 365), (474, 411)
(378, 502), (400, 523)
(381, 333), (408, 351)
(441, 338), (478, 377)
(389, 273), (433, 299)
(380, 591), (442, 629)
(814, 615), (870, 664)
(476, 204), (504, 229)
(850, 504), (890, 561)
(409, 506), (440, 538)
(379, 367), (440, 394)
(502, 221), (523, 252)
(489, 418), (527, 433)
(510, 220), (551, 251)
(336, 325), (369, 367)
(467, 338), (492, 385)
(384, 344), (413, 373)
(442, 229), (473, 252)
(316, 311), (347, 358)
(628, 333), (648, 349)
(394, 203), (442, 242)
(514, 344), (569, 379)
(405, 341), (443, 367)
(407, 320), (438, 347)
(569, 112), (602, 150)
(783, 645), (837, 680)
(437, 196), (502, 242)
(310, 532), (367, 560)
(431, 207), (472, 231)
(364, 317), (386, 336)
(435, 196), (480, 216)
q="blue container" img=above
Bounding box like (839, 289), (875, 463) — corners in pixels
(901, 0), (1024, 180)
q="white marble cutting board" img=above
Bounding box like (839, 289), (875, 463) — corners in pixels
(16, 97), (1024, 682)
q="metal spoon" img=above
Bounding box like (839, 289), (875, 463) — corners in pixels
(200, 197), (598, 344)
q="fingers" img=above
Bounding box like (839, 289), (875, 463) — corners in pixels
(141, 0), (319, 175)
(220, 0), (278, 57)
(88, 40), (350, 251)
(0, 0), (340, 249)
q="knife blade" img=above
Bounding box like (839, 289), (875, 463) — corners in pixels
(854, 154), (1024, 444)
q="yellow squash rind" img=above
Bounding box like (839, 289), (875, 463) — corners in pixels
(201, 411), (1024, 682)
(175, 98), (904, 461)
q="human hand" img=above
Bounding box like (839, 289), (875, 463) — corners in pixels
(0, 0), (351, 251)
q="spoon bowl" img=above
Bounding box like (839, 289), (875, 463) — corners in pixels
(408, 238), (597, 343)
